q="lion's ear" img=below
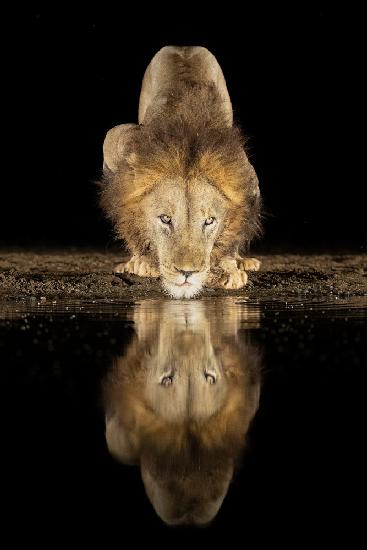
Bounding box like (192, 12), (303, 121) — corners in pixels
(103, 123), (139, 173)
(105, 415), (139, 465)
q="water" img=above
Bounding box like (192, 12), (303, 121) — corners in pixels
(1, 296), (366, 539)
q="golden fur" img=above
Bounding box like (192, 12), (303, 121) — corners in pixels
(100, 47), (262, 298)
(103, 299), (261, 525)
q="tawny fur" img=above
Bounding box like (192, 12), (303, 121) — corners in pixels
(100, 47), (262, 298)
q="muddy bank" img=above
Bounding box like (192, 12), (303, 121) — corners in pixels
(0, 249), (366, 303)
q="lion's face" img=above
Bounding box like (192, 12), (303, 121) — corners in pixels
(142, 178), (228, 298)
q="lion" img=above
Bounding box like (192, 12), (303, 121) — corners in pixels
(103, 299), (262, 525)
(100, 46), (262, 298)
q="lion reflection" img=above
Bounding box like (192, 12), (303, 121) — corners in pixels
(104, 299), (261, 526)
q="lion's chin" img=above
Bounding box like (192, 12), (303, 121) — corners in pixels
(162, 280), (203, 299)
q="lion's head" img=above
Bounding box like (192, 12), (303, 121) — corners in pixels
(100, 83), (261, 298)
(131, 176), (233, 298)
(104, 299), (261, 525)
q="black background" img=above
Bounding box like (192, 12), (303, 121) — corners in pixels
(4, 4), (365, 249)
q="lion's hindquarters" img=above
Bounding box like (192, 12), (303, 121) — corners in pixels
(138, 46), (233, 126)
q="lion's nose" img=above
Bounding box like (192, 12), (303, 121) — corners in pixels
(175, 268), (199, 280)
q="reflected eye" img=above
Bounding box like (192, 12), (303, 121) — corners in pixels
(204, 217), (215, 226)
(161, 375), (173, 387)
(159, 214), (172, 224)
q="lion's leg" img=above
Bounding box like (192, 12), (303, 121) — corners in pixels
(207, 256), (248, 290)
(235, 252), (261, 272)
(114, 254), (160, 278)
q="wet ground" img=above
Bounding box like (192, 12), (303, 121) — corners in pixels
(0, 249), (366, 301)
(0, 249), (366, 540)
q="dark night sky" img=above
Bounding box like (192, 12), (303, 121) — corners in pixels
(3, 5), (365, 249)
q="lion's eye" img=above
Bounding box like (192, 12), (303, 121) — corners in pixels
(159, 214), (172, 224)
(204, 217), (215, 226)
(204, 371), (217, 384)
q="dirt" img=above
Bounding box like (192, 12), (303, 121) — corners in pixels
(0, 248), (366, 303)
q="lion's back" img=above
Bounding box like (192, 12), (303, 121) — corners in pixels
(139, 46), (233, 126)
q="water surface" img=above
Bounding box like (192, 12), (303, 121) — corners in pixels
(1, 296), (365, 538)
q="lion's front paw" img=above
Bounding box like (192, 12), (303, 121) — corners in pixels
(206, 256), (251, 290)
(218, 267), (248, 289)
(113, 255), (160, 278)
(206, 265), (248, 290)
(236, 256), (261, 272)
